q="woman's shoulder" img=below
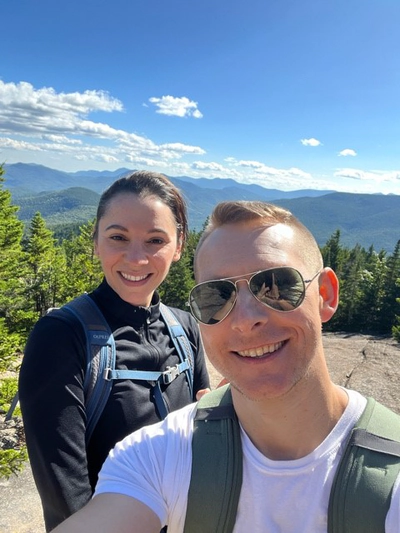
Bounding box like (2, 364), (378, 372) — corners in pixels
(26, 302), (87, 349)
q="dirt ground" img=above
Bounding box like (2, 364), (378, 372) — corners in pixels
(1, 333), (399, 532)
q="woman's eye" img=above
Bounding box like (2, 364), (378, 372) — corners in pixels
(110, 235), (126, 241)
(148, 238), (165, 245)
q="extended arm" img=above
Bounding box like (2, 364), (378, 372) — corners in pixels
(52, 494), (161, 533)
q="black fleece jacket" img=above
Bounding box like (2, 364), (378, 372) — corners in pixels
(19, 280), (210, 531)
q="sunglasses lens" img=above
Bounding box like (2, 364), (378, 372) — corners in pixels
(250, 268), (305, 311)
(189, 267), (308, 325)
(189, 281), (236, 324)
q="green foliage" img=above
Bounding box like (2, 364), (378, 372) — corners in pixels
(393, 324), (400, 342)
(322, 230), (400, 336)
(0, 171), (27, 332)
(16, 187), (99, 225)
(158, 229), (202, 308)
(0, 448), (28, 479)
(0, 378), (27, 479)
(52, 221), (86, 243)
(0, 377), (19, 414)
(61, 220), (103, 300)
(22, 212), (68, 315)
(0, 318), (23, 372)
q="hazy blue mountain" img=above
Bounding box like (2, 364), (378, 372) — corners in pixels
(4, 163), (333, 199)
(4, 163), (78, 197)
(3, 162), (399, 252)
(175, 175), (335, 200)
(274, 193), (400, 252)
(68, 167), (133, 178)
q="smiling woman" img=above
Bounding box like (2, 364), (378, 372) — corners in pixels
(92, 175), (186, 307)
(17, 170), (210, 532)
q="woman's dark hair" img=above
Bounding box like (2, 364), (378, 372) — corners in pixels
(93, 170), (189, 247)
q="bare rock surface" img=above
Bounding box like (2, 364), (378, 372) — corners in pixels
(1, 333), (399, 532)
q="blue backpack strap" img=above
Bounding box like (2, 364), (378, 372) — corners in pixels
(61, 294), (116, 444)
(160, 303), (194, 399)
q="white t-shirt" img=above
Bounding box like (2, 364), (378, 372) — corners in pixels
(95, 389), (400, 532)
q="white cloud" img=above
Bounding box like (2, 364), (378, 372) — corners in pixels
(234, 160), (266, 170)
(148, 95), (203, 118)
(124, 156), (168, 168)
(227, 158), (312, 181)
(338, 148), (357, 157)
(300, 138), (322, 147)
(0, 80), (124, 138)
(0, 80), (122, 119)
(0, 137), (44, 151)
(192, 161), (226, 172)
(160, 142), (205, 155)
(334, 168), (400, 183)
(0, 80), (207, 168)
(42, 134), (83, 145)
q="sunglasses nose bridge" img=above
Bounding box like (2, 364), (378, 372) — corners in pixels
(232, 278), (253, 298)
(231, 278), (262, 310)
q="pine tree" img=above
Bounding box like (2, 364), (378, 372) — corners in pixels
(159, 246), (195, 309)
(379, 240), (400, 333)
(23, 212), (67, 316)
(0, 166), (27, 477)
(356, 248), (387, 332)
(0, 168), (27, 334)
(331, 244), (364, 331)
(62, 220), (103, 300)
(321, 229), (346, 276)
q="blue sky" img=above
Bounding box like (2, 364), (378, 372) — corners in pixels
(1, 0), (400, 194)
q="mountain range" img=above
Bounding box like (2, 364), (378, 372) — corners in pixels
(2, 162), (399, 253)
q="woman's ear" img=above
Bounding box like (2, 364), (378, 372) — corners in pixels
(173, 235), (183, 262)
(319, 268), (339, 323)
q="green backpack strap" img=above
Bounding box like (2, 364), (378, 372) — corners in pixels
(184, 384), (242, 533)
(328, 397), (400, 533)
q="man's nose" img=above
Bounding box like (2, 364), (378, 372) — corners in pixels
(229, 281), (270, 332)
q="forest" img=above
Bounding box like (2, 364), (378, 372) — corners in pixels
(0, 165), (400, 476)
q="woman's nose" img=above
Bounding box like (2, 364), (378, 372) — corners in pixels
(124, 243), (148, 264)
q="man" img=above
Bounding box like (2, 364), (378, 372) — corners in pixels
(54, 201), (400, 532)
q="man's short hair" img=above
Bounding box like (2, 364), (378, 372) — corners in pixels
(195, 201), (323, 277)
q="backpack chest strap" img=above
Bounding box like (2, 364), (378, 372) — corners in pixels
(103, 360), (190, 384)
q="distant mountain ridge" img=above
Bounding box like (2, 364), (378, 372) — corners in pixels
(3, 163), (400, 252)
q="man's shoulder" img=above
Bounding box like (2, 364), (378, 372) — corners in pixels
(124, 401), (197, 444)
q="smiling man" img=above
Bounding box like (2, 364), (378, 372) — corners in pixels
(54, 201), (400, 533)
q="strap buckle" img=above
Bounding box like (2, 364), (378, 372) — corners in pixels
(162, 364), (180, 385)
(103, 368), (112, 381)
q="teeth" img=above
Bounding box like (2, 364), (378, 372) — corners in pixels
(237, 342), (283, 358)
(121, 272), (148, 282)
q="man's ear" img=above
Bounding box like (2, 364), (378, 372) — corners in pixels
(319, 268), (339, 323)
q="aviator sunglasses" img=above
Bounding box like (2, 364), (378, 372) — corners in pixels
(188, 266), (321, 325)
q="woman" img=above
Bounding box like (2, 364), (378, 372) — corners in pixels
(19, 171), (210, 531)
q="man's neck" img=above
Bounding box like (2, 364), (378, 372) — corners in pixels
(232, 380), (348, 461)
